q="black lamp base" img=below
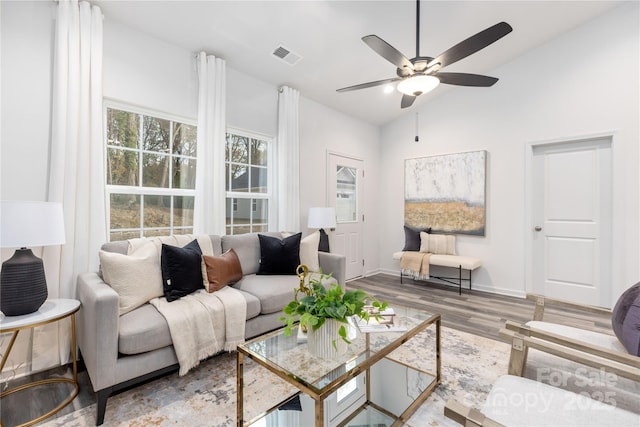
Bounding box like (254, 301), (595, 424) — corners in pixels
(0, 248), (48, 316)
(318, 228), (330, 253)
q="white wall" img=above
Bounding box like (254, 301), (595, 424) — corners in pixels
(378, 2), (640, 302)
(1, 1), (55, 201)
(299, 97), (380, 274)
(103, 20), (198, 120)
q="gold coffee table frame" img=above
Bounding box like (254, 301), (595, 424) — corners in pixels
(237, 306), (441, 427)
(1, 299), (80, 427)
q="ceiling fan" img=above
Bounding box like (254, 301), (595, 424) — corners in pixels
(336, 0), (513, 109)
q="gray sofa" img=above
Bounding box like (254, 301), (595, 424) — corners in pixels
(76, 232), (345, 425)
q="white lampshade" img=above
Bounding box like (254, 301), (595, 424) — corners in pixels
(397, 75), (440, 96)
(307, 207), (336, 229)
(1, 201), (66, 248)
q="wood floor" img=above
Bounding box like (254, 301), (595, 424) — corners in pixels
(2, 273), (612, 426)
(347, 273), (613, 343)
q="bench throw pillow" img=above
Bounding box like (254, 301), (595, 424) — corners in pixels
(402, 225), (432, 251)
(419, 232), (456, 255)
(611, 281), (640, 356)
(203, 248), (243, 292)
(161, 239), (203, 302)
(99, 243), (163, 315)
(257, 232), (301, 275)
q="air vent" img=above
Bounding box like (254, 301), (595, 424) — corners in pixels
(272, 45), (302, 66)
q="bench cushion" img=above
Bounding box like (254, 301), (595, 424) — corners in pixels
(393, 252), (481, 270)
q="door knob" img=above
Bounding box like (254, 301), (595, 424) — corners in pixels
(534, 226), (542, 232)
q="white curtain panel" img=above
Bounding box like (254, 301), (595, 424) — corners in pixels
(194, 52), (226, 235)
(39, 0), (106, 371)
(277, 86), (300, 231)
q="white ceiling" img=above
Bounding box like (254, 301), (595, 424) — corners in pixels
(94, 0), (623, 126)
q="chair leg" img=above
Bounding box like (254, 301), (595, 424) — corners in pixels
(458, 265), (462, 295)
(96, 387), (112, 426)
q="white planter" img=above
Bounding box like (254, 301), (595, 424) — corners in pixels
(306, 318), (348, 359)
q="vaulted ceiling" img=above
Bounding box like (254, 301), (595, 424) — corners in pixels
(95, 0), (622, 126)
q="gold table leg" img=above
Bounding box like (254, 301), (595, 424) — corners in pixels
(237, 351), (244, 427)
(0, 313), (79, 427)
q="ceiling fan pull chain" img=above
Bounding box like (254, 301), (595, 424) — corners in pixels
(415, 112), (420, 143)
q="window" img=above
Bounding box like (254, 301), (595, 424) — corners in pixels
(225, 130), (272, 235)
(105, 106), (197, 241)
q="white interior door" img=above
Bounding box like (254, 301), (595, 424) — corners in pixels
(327, 153), (364, 281)
(531, 138), (612, 306)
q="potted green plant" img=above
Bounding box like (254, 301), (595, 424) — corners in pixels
(280, 268), (387, 355)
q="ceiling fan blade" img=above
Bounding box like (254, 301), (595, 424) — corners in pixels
(401, 94), (417, 109)
(430, 22), (513, 69)
(362, 35), (414, 71)
(435, 72), (499, 87)
(336, 77), (401, 93)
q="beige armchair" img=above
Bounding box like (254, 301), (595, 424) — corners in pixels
(507, 293), (637, 366)
(445, 327), (640, 426)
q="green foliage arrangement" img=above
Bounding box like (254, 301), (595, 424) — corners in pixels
(280, 272), (388, 348)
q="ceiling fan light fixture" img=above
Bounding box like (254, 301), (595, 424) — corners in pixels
(397, 75), (440, 96)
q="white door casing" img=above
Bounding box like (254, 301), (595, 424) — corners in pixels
(327, 152), (364, 281)
(528, 137), (612, 306)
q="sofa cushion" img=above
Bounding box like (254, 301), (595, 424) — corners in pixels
(160, 240), (203, 302)
(234, 289), (261, 320)
(118, 290), (261, 355)
(203, 248), (243, 292)
(221, 232), (281, 275)
(118, 303), (173, 354)
(257, 233), (301, 275)
(233, 274), (299, 314)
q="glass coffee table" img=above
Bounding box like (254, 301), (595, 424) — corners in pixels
(237, 305), (440, 427)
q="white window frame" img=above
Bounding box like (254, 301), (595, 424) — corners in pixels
(225, 127), (274, 235)
(104, 101), (197, 240)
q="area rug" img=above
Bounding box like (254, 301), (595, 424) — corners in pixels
(39, 327), (510, 427)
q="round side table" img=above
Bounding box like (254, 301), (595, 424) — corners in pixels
(0, 298), (81, 426)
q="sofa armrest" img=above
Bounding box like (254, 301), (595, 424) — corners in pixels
(76, 272), (120, 392)
(318, 252), (346, 285)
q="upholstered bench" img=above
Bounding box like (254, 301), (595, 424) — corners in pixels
(392, 252), (482, 295)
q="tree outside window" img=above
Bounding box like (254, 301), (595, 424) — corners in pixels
(106, 106), (197, 241)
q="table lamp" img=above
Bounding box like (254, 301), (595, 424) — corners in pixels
(1, 201), (66, 316)
(307, 207), (336, 253)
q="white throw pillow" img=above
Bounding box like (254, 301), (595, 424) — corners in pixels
(420, 232), (456, 255)
(300, 231), (321, 272)
(281, 231), (321, 272)
(99, 243), (163, 315)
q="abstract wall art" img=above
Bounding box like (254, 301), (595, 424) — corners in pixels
(405, 150), (486, 236)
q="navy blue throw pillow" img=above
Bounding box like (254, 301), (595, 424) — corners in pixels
(161, 239), (203, 302)
(402, 225), (432, 251)
(257, 233), (301, 275)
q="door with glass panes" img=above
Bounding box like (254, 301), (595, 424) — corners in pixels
(327, 153), (364, 280)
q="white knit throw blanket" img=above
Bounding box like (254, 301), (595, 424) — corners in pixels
(128, 234), (247, 376)
(150, 287), (246, 375)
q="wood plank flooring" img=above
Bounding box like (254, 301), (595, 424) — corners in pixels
(1, 273), (613, 426)
(346, 273), (613, 342)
